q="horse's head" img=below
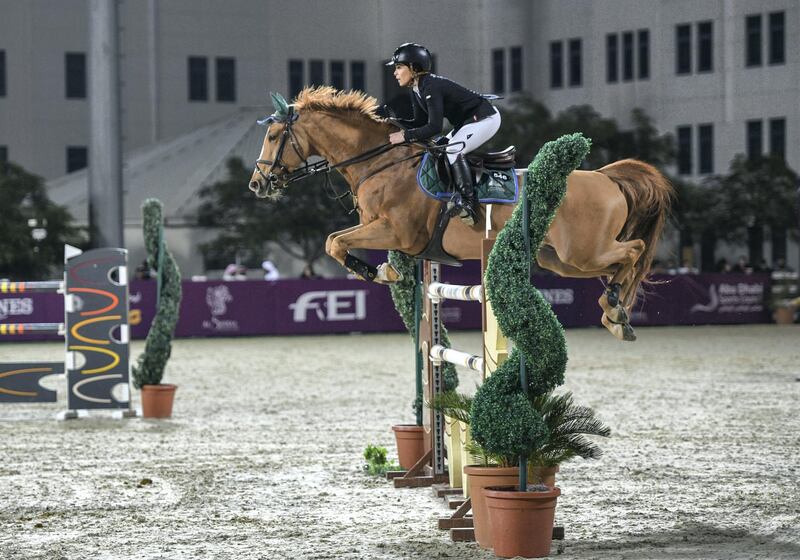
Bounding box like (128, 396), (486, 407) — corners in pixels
(249, 92), (314, 199)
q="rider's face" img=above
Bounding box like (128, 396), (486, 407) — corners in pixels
(394, 64), (414, 87)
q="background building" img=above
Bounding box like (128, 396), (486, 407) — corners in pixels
(0, 0), (797, 275)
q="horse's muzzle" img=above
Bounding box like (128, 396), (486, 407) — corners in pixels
(248, 179), (270, 199)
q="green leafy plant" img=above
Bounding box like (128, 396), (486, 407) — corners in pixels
(131, 199), (182, 388)
(363, 444), (400, 476)
(431, 389), (610, 470)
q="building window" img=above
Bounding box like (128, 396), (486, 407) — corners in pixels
(0, 50), (5, 97)
(769, 118), (786, 159)
(676, 24), (692, 74)
(568, 39), (582, 87)
(65, 52), (87, 99)
(606, 34), (618, 83)
(697, 21), (713, 72)
(549, 41), (563, 89)
(637, 29), (650, 79)
(188, 56), (208, 101)
(746, 119), (763, 159)
(288, 59), (304, 98)
(492, 48), (505, 94)
(350, 60), (365, 91)
(622, 32), (634, 81)
(66, 146), (88, 173)
(698, 124), (714, 174)
(510, 46), (522, 92)
(677, 126), (692, 175)
(768, 11), (785, 65)
(309, 59), (324, 87)
(746, 14), (762, 67)
(215, 57), (236, 102)
(330, 61), (344, 90)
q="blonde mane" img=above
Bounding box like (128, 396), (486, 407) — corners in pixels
(293, 86), (387, 125)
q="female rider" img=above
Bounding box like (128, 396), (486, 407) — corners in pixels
(379, 43), (501, 225)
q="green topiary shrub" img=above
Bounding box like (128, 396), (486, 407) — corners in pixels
(131, 199), (182, 388)
(470, 133), (591, 461)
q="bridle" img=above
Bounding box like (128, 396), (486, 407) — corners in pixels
(251, 105), (465, 210)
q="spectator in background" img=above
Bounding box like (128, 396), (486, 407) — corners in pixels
(732, 255), (751, 274)
(299, 264), (320, 279)
(261, 259), (280, 281)
(715, 258), (732, 273)
(223, 263), (248, 281)
(676, 259), (698, 275)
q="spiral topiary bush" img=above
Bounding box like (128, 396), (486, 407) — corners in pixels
(132, 198), (182, 389)
(470, 133), (591, 462)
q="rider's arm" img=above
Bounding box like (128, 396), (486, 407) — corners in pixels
(403, 87), (444, 142)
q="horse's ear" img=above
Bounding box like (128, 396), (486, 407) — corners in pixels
(270, 92), (289, 117)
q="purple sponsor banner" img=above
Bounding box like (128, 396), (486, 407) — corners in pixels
(1, 273), (770, 342)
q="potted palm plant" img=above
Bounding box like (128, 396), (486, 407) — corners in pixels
(132, 199), (182, 418)
(432, 389), (610, 550)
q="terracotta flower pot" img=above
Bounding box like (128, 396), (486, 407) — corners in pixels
(774, 305), (796, 324)
(140, 384), (177, 418)
(485, 485), (561, 558)
(392, 424), (425, 470)
(529, 464), (559, 487)
(463, 465), (519, 549)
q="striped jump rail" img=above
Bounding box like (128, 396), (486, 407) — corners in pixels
(0, 280), (63, 294)
(427, 282), (483, 303)
(430, 344), (484, 373)
(0, 323), (65, 336)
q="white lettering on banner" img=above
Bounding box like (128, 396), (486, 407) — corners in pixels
(0, 297), (34, 320)
(206, 285), (233, 316)
(289, 290), (367, 322)
(539, 288), (575, 305)
(690, 283), (764, 314)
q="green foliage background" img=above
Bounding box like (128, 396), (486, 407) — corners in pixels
(0, 163), (83, 279)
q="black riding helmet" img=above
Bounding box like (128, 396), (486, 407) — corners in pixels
(386, 43), (432, 73)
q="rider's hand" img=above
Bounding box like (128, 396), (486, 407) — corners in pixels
(389, 131), (405, 144)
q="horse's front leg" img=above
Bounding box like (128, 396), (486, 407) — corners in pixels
(328, 218), (403, 284)
(326, 224), (362, 256)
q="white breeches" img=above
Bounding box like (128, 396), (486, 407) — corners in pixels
(445, 107), (502, 164)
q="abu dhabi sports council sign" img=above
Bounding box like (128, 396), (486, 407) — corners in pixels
(289, 290), (367, 322)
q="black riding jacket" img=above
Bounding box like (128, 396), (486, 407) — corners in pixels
(383, 74), (495, 142)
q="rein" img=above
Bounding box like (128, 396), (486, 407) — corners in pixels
(253, 107), (464, 213)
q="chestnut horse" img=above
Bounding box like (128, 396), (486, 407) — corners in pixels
(249, 88), (673, 341)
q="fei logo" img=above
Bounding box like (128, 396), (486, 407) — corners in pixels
(289, 290), (367, 322)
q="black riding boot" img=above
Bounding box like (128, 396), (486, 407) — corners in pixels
(449, 154), (478, 226)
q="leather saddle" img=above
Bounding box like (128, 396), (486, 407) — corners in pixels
(435, 145), (517, 188)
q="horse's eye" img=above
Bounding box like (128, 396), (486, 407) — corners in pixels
(268, 134), (278, 142)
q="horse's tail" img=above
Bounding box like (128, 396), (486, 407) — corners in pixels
(597, 159), (674, 307)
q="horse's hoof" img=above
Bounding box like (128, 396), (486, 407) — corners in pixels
(621, 323), (637, 341)
(607, 305), (629, 324)
(375, 263), (402, 284)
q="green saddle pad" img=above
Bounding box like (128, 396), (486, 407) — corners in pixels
(416, 153), (519, 204)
